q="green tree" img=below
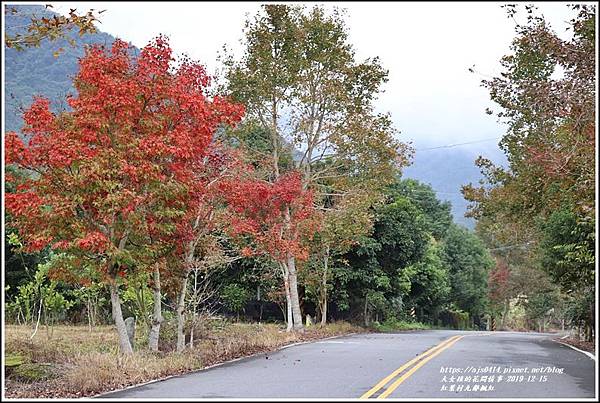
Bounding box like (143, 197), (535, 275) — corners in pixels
(442, 224), (494, 327)
(334, 195), (429, 325)
(387, 178), (453, 240)
(538, 207), (594, 338)
(222, 4), (409, 331)
(522, 288), (561, 333)
(539, 207), (595, 292)
(463, 4), (595, 338)
(306, 190), (377, 325)
(7, 254), (74, 338)
(404, 242), (450, 324)
(221, 284), (250, 321)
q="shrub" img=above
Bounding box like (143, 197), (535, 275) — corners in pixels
(221, 284), (250, 319)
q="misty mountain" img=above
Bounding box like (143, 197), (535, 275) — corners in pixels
(402, 139), (507, 229)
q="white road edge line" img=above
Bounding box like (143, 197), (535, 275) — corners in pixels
(92, 331), (359, 398)
(555, 340), (596, 361)
(315, 340), (358, 344)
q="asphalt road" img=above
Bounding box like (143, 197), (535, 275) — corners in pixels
(100, 330), (596, 399)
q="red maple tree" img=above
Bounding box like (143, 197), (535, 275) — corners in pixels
(220, 171), (319, 263)
(5, 36), (244, 353)
(219, 170), (320, 330)
(488, 259), (511, 304)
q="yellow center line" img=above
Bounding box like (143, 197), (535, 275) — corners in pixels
(359, 335), (462, 399)
(377, 335), (465, 399)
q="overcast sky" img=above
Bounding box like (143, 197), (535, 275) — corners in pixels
(51, 1), (581, 149)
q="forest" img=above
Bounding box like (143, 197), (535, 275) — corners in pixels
(3, 3), (595, 398)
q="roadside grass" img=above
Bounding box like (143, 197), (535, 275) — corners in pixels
(4, 320), (364, 398)
(371, 319), (433, 332)
(369, 318), (478, 332)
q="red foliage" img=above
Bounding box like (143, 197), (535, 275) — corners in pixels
(5, 36), (244, 281)
(150, 142), (247, 275)
(75, 231), (110, 253)
(488, 258), (511, 303)
(220, 171), (320, 263)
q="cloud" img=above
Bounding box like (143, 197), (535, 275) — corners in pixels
(52, 2), (576, 146)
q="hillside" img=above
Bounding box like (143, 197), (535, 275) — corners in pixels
(402, 140), (507, 229)
(4, 5), (120, 133)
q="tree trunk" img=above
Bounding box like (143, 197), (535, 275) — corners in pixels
(44, 307), (49, 339)
(281, 263), (293, 332)
(285, 289), (293, 332)
(588, 301), (594, 342)
(270, 99), (281, 178)
(176, 275), (188, 352)
(287, 254), (304, 332)
(500, 299), (510, 330)
(89, 295), (97, 329)
(86, 297), (92, 332)
(259, 303), (264, 323)
(148, 263), (164, 352)
(364, 295), (369, 327)
(320, 247), (329, 326)
(109, 281), (133, 355)
(30, 299), (42, 339)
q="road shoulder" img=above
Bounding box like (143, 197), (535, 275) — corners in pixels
(553, 337), (596, 361)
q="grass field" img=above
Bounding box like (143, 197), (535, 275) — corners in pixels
(4, 320), (365, 398)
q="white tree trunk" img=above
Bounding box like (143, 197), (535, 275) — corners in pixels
(287, 254), (304, 332)
(281, 262), (293, 332)
(176, 275), (188, 352)
(320, 247), (329, 326)
(148, 263), (163, 352)
(109, 281), (133, 355)
(364, 295), (370, 327)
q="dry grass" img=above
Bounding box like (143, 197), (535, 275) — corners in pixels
(5, 324), (120, 362)
(553, 336), (595, 354)
(4, 320), (365, 398)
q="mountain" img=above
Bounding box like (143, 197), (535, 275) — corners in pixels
(402, 139), (507, 229)
(4, 5), (122, 134)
